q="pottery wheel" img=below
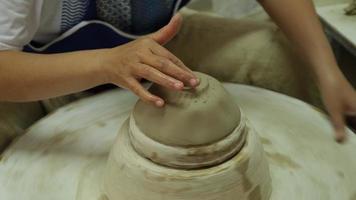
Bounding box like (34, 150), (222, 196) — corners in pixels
(0, 84), (356, 200)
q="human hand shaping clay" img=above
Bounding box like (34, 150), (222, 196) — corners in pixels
(319, 70), (356, 142)
(101, 14), (199, 107)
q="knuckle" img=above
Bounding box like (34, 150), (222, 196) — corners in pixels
(135, 51), (145, 60)
(141, 66), (153, 77)
(140, 38), (153, 45)
(169, 56), (180, 65)
(131, 85), (141, 95)
(158, 58), (170, 70)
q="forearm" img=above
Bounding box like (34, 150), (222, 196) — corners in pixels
(258, 0), (340, 82)
(0, 50), (107, 102)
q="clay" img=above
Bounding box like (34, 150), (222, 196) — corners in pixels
(133, 72), (241, 147)
(345, 0), (356, 15)
(129, 109), (247, 169)
(1, 84), (356, 200)
(104, 72), (272, 199)
(104, 119), (272, 200)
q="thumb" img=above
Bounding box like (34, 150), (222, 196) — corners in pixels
(149, 13), (183, 45)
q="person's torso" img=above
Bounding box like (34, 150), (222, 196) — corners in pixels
(30, 0), (189, 53)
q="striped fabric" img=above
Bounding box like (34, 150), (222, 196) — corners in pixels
(61, 0), (91, 32)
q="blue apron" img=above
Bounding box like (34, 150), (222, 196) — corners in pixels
(24, 0), (190, 54)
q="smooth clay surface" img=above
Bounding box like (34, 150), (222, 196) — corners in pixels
(133, 72), (241, 147)
(0, 85), (356, 200)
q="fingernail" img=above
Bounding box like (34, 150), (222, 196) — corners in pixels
(155, 100), (164, 107)
(174, 82), (183, 89)
(190, 78), (199, 87)
(335, 133), (346, 143)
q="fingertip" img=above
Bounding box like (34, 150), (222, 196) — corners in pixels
(172, 13), (182, 22)
(189, 77), (201, 87)
(155, 99), (165, 107)
(335, 130), (347, 143)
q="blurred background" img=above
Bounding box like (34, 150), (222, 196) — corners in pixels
(186, 0), (355, 87)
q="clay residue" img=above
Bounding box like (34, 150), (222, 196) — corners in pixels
(241, 176), (254, 192)
(64, 106), (75, 112)
(166, 187), (192, 194)
(151, 152), (158, 160)
(143, 170), (168, 182)
(98, 194), (109, 200)
(235, 152), (250, 173)
(351, 192), (356, 200)
(336, 171), (345, 179)
(236, 153), (253, 192)
(96, 121), (106, 127)
(248, 186), (262, 200)
(265, 152), (301, 170)
(260, 137), (272, 145)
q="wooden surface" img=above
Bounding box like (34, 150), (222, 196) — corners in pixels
(0, 84), (356, 200)
(317, 3), (356, 56)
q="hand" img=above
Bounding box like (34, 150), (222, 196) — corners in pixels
(100, 14), (199, 107)
(319, 70), (356, 142)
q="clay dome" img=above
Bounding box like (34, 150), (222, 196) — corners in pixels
(133, 72), (241, 147)
(129, 72), (248, 169)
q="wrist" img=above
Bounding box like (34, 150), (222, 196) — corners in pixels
(312, 62), (341, 83)
(88, 49), (112, 85)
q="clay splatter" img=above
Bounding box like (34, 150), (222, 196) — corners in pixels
(265, 152), (301, 169)
(248, 186), (262, 200)
(96, 121), (106, 127)
(351, 192), (356, 200)
(336, 171), (345, 179)
(98, 194), (109, 200)
(236, 154), (253, 191)
(260, 137), (272, 145)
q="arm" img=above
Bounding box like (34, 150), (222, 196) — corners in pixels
(258, 0), (356, 141)
(0, 14), (198, 106)
(0, 50), (106, 102)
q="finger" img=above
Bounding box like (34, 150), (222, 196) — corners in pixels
(140, 53), (193, 85)
(149, 42), (193, 73)
(149, 45), (199, 87)
(135, 64), (184, 90)
(125, 78), (164, 107)
(149, 13), (183, 45)
(329, 109), (347, 143)
(146, 54), (198, 88)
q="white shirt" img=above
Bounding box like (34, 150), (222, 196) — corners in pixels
(0, 0), (64, 51)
